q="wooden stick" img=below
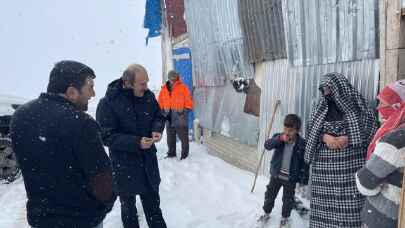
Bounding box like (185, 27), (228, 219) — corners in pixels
(251, 100), (281, 193)
(398, 171), (405, 228)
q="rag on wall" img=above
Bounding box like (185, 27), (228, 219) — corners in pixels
(144, 0), (162, 45)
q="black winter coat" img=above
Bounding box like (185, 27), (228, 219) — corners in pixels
(265, 133), (309, 184)
(96, 79), (165, 195)
(10, 93), (115, 228)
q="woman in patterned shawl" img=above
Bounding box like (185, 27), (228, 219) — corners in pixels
(305, 73), (377, 228)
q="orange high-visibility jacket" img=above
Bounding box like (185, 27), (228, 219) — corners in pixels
(158, 80), (193, 111)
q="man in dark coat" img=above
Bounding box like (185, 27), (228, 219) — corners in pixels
(96, 64), (167, 228)
(10, 60), (116, 228)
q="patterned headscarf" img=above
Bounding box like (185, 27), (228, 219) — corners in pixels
(304, 73), (377, 164)
(366, 79), (405, 160)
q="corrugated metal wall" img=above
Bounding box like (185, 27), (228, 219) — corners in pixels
(239, 0), (287, 63)
(184, 0), (253, 88)
(285, 0), (379, 66)
(181, 0), (380, 174)
(257, 59), (379, 175)
(194, 83), (259, 145)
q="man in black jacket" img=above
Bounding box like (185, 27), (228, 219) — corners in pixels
(10, 60), (116, 228)
(259, 114), (308, 227)
(96, 64), (167, 228)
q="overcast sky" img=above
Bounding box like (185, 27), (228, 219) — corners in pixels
(0, 0), (162, 107)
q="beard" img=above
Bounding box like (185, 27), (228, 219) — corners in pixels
(75, 102), (88, 111)
(74, 97), (89, 111)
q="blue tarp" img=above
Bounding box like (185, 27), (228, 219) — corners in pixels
(143, 0), (162, 45)
(173, 47), (194, 130)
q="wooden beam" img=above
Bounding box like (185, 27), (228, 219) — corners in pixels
(171, 33), (189, 46)
(399, 49), (405, 80)
(380, 0), (403, 89)
(386, 0), (402, 50)
(379, 0), (387, 89)
(384, 49), (400, 85)
(399, 170), (405, 228)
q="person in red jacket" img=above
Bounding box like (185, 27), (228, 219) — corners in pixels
(158, 70), (193, 159)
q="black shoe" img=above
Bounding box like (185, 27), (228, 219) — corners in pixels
(165, 154), (176, 158)
(180, 154), (188, 160)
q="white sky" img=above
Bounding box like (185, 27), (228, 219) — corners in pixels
(0, 0), (163, 106)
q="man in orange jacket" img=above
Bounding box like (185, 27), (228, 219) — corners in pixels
(158, 70), (193, 159)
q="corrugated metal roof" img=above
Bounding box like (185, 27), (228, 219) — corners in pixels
(184, 0), (253, 88)
(285, 0), (379, 66)
(256, 59), (379, 175)
(239, 0), (288, 63)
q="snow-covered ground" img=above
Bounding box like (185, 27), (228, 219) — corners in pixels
(0, 136), (309, 228)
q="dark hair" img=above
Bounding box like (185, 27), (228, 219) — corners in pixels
(47, 60), (95, 94)
(284, 114), (301, 130)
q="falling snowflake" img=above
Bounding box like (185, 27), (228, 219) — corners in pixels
(39, 136), (46, 142)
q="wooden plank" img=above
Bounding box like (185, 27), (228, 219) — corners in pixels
(379, 0), (387, 89)
(171, 33), (189, 46)
(385, 49), (400, 85)
(204, 132), (258, 173)
(399, 171), (405, 228)
(398, 49), (405, 78)
(401, 17), (405, 49)
(386, 0), (402, 50)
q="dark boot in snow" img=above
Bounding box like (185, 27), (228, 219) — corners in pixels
(279, 217), (290, 228)
(180, 153), (188, 160)
(165, 153), (176, 159)
(257, 213), (270, 223)
(256, 213), (270, 228)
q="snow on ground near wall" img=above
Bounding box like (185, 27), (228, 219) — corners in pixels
(0, 138), (309, 228)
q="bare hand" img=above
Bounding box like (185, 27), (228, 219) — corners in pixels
(323, 134), (339, 149)
(323, 134), (348, 150)
(152, 132), (162, 143)
(335, 136), (349, 149)
(140, 137), (153, 149)
(280, 134), (289, 142)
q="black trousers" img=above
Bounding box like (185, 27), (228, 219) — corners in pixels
(166, 123), (189, 157)
(263, 176), (295, 218)
(120, 190), (167, 228)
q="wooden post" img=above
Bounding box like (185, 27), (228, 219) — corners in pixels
(399, 170), (405, 228)
(380, 0), (405, 89)
(383, 1), (405, 227)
